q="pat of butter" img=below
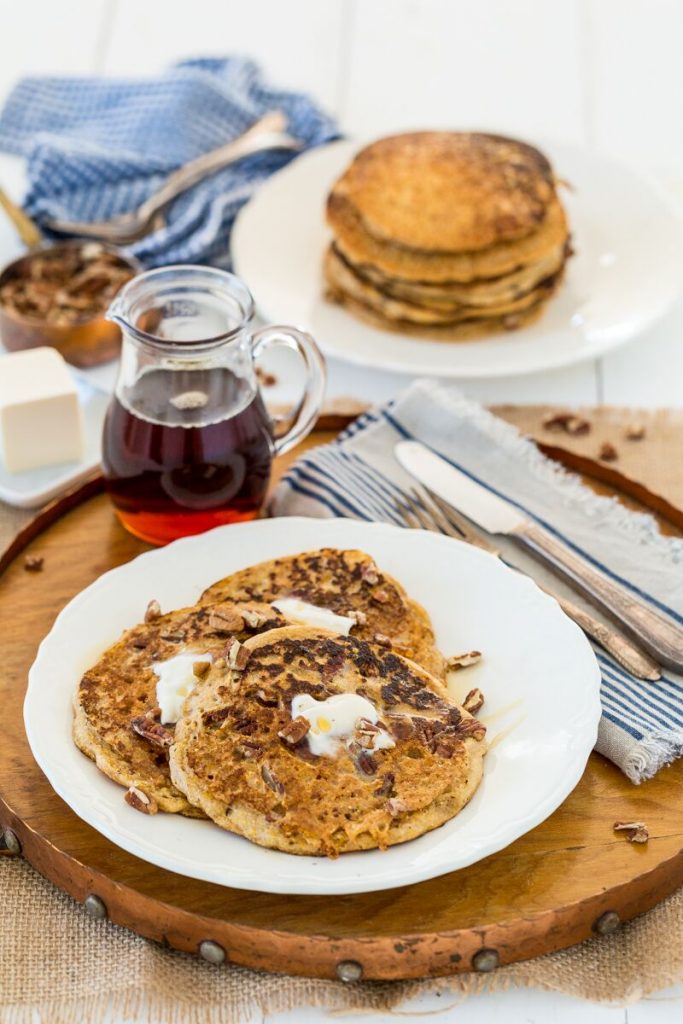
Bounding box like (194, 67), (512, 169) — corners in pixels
(292, 692), (395, 757)
(272, 597), (355, 635)
(0, 348), (84, 473)
(153, 652), (212, 725)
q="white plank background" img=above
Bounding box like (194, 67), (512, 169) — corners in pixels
(1, 1), (683, 1020)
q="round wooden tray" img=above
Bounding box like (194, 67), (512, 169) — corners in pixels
(2, 459), (683, 981)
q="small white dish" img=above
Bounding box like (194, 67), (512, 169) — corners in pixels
(24, 517), (601, 895)
(233, 139), (683, 379)
(0, 374), (109, 508)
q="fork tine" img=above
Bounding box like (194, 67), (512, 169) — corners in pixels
(400, 491), (440, 533)
(391, 490), (423, 529)
(409, 486), (464, 539)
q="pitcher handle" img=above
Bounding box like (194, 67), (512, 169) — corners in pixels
(251, 325), (326, 456)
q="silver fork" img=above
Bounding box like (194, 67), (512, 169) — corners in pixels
(44, 111), (301, 244)
(396, 485), (661, 682)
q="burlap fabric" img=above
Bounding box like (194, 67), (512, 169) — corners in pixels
(1, 858), (682, 1022)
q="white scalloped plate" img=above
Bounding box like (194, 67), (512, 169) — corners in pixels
(24, 517), (600, 895)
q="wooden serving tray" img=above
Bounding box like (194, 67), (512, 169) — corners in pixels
(1, 419), (683, 981)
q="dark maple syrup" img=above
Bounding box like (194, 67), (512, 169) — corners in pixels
(102, 366), (274, 545)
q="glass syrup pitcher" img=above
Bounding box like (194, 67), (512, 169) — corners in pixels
(102, 265), (325, 545)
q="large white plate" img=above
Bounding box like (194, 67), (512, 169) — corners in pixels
(24, 517), (600, 895)
(233, 139), (683, 379)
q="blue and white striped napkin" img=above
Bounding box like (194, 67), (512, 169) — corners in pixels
(270, 379), (683, 784)
(0, 57), (338, 267)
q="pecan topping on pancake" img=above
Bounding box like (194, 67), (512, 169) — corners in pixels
(125, 785), (158, 814)
(144, 599), (161, 623)
(278, 715), (311, 745)
(463, 688), (485, 714)
(130, 710), (173, 749)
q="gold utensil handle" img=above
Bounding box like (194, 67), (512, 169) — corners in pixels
(516, 521), (683, 672)
(0, 187), (42, 247)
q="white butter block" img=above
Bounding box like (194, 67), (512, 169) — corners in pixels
(0, 348), (85, 474)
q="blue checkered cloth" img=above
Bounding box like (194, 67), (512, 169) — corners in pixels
(0, 57), (338, 267)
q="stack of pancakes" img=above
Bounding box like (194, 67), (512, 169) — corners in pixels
(74, 548), (487, 857)
(324, 131), (571, 340)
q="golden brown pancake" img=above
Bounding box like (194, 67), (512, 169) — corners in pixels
(360, 241), (568, 308)
(330, 193), (569, 285)
(73, 600), (288, 814)
(324, 245), (561, 325)
(169, 627), (487, 856)
(330, 132), (555, 253)
(200, 548), (445, 680)
(325, 281), (555, 341)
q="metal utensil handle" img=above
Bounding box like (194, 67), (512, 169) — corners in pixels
(515, 521), (683, 672)
(136, 111), (291, 223)
(251, 325), (326, 457)
(555, 594), (661, 680)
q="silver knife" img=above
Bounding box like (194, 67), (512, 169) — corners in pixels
(409, 483), (660, 681)
(396, 440), (683, 673)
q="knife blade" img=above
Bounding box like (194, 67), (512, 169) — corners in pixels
(395, 440), (683, 673)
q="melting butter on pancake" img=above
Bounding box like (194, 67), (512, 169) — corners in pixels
(169, 628), (487, 856)
(200, 548), (446, 681)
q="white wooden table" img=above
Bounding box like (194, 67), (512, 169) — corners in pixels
(2, 1), (682, 1018)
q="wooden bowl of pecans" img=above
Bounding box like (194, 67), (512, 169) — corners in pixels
(0, 241), (140, 368)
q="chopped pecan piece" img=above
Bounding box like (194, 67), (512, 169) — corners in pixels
(278, 715), (311, 745)
(372, 632), (392, 648)
(457, 717), (487, 742)
(125, 785), (158, 815)
(613, 820), (649, 843)
(386, 797), (407, 817)
(542, 412), (591, 435)
(360, 561), (379, 585)
(24, 555), (44, 573)
(159, 630), (185, 642)
(202, 706), (231, 727)
(192, 660), (210, 678)
(373, 772), (395, 798)
(209, 606), (245, 634)
(463, 688), (485, 714)
(130, 711), (173, 749)
(349, 609), (367, 626)
(371, 588), (391, 605)
(239, 741), (263, 759)
(433, 735), (459, 758)
(144, 599), (161, 623)
(261, 764), (285, 794)
(388, 715), (414, 741)
(357, 750), (377, 776)
(624, 423), (646, 441)
(598, 441), (618, 462)
(447, 651), (482, 670)
(243, 608), (270, 629)
(356, 717), (382, 748)
(225, 637), (250, 671)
